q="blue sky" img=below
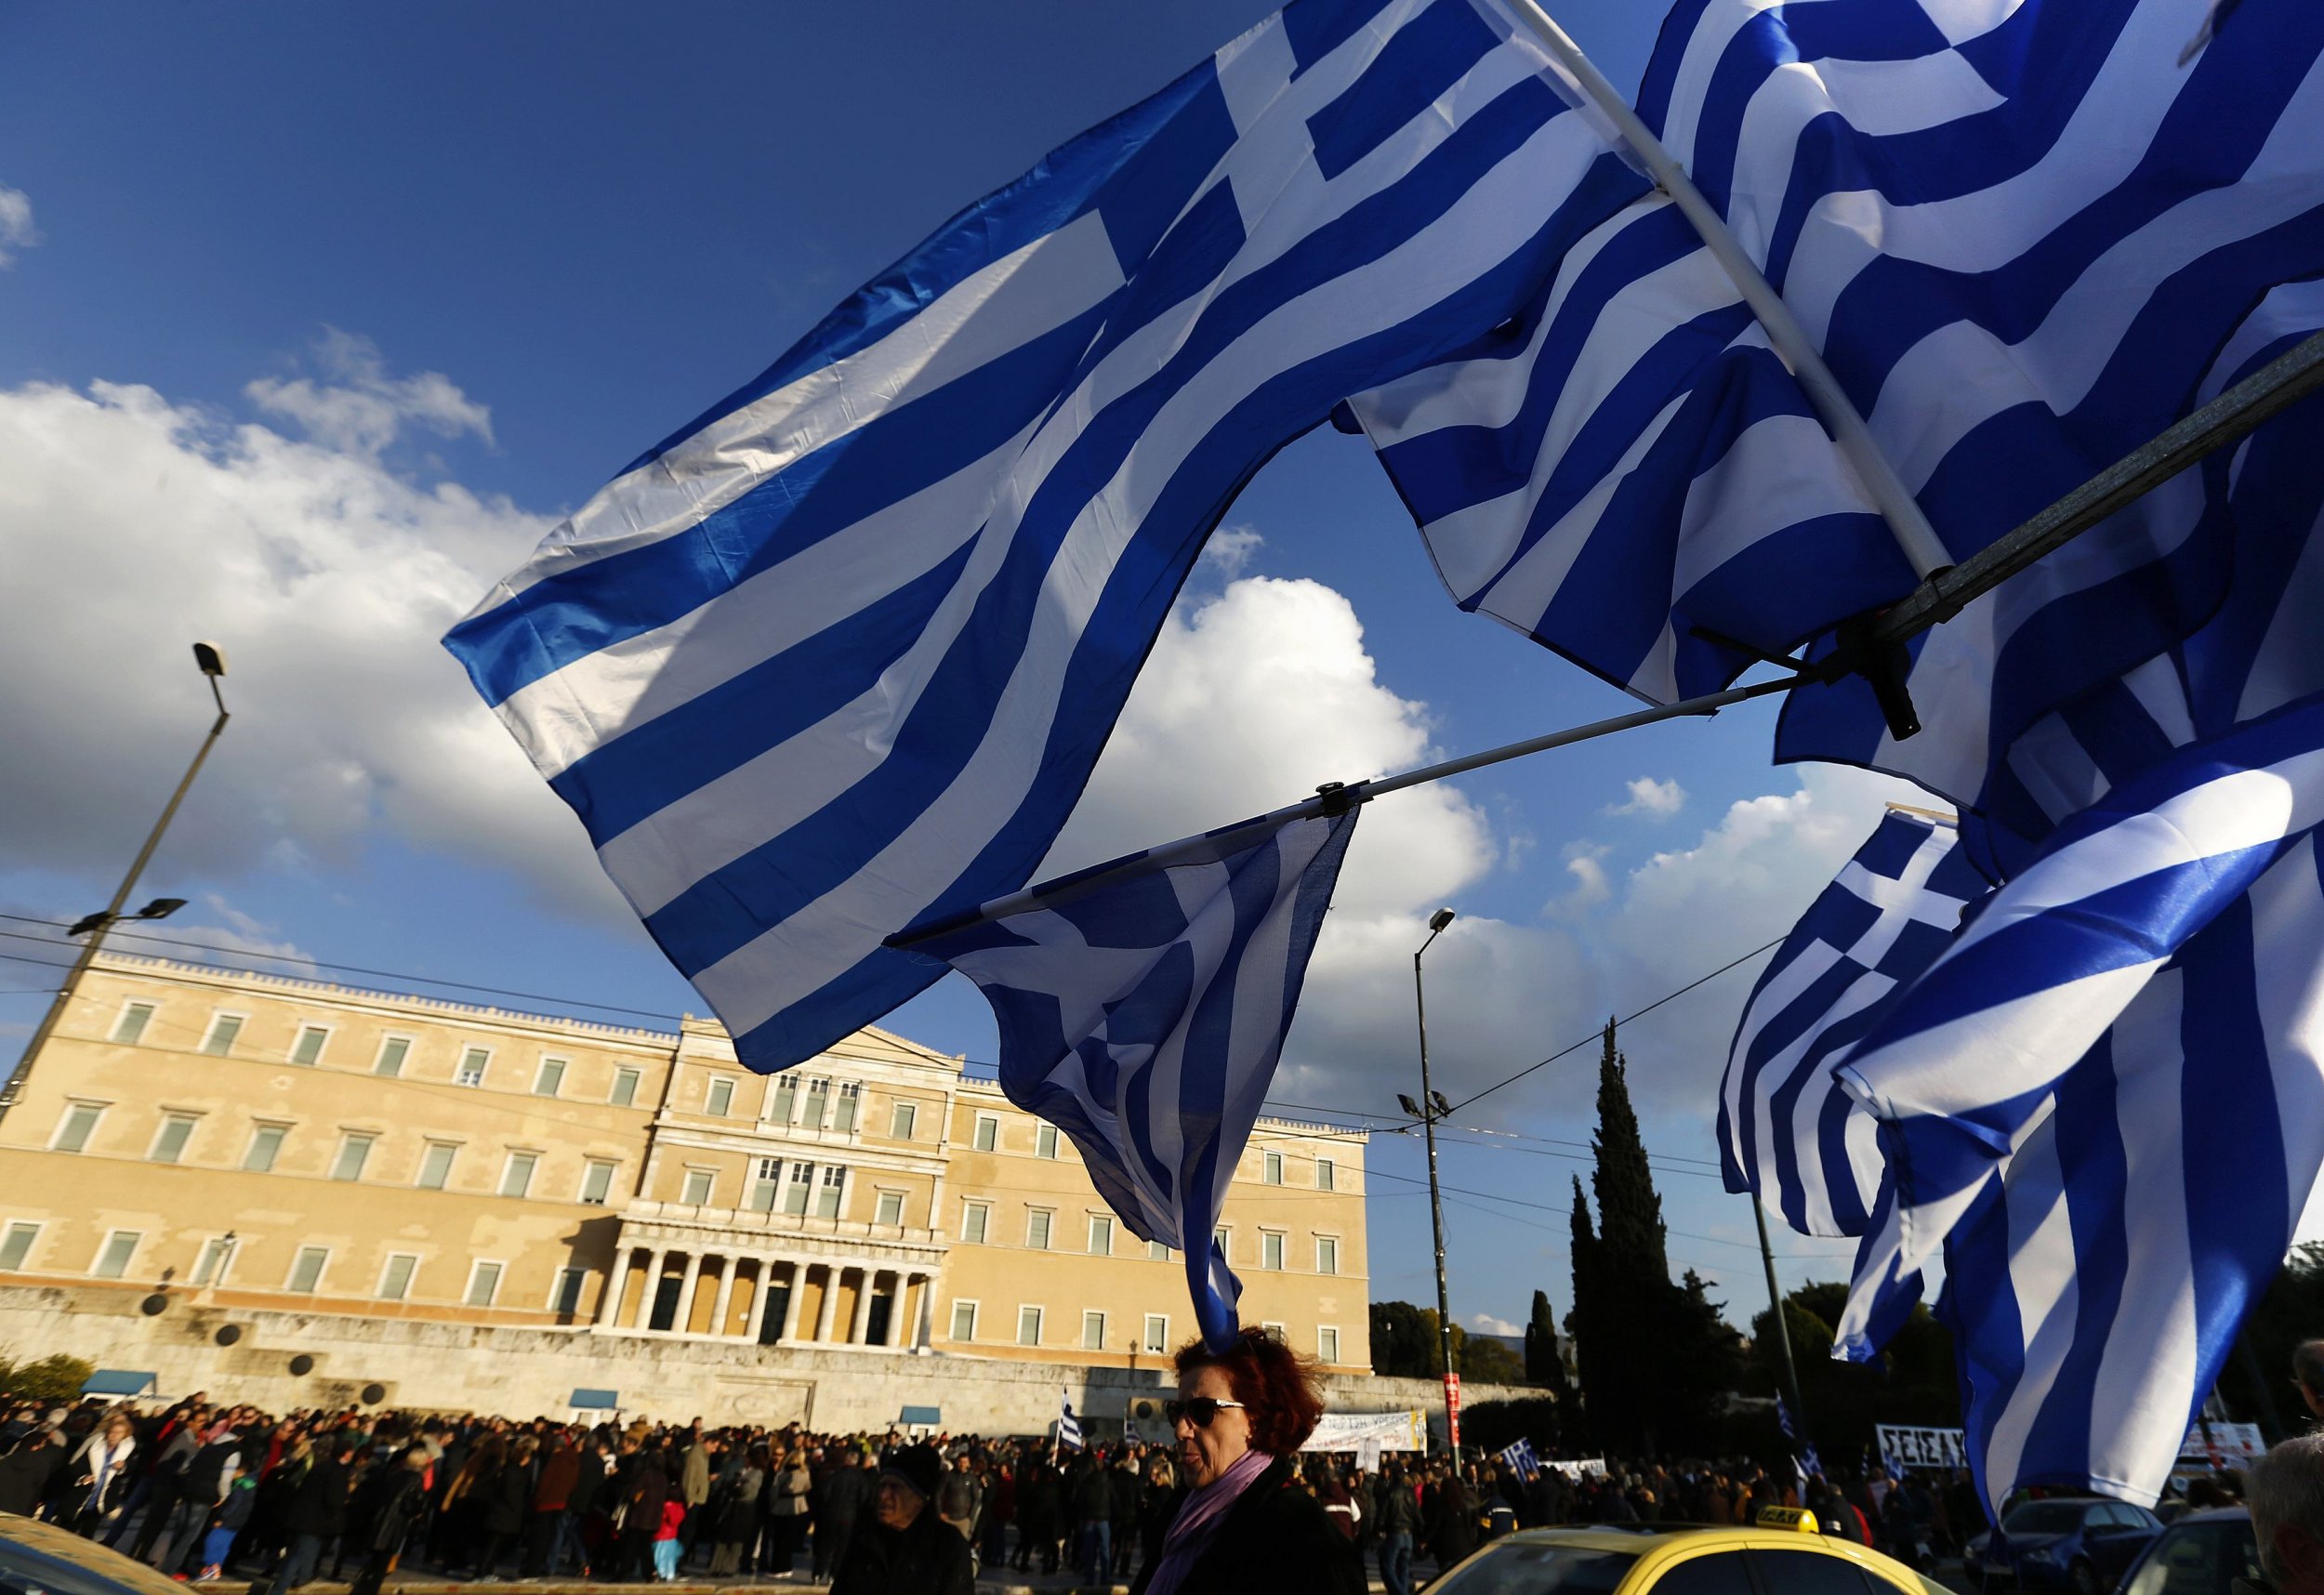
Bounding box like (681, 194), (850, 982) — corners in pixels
(0, 0), (1886, 1338)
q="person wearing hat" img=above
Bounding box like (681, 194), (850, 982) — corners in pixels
(830, 1443), (972, 1595)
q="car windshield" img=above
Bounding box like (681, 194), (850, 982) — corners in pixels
(1432, 1544), (1639, 1595)
(2005, 1503), (2098, 1536)
(2122, 1520), (2259, 1595)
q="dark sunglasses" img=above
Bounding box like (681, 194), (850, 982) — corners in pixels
(1165, 1398), (1248, 1428)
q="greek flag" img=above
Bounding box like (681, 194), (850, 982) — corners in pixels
(898, 809), (1357, 1351)
(1776, 1393), (1797, 1443)
(1499, 1437), (1539, 1475)
(442, 0), (1647, 1073)
(1833, 693), (2324, 1510)
(1059, 1389), (1084, 1452)
(1718, 809), (1988, 1238)
(1343, 0), (2324, 743)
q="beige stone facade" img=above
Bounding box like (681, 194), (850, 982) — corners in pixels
(0, 953), (1371, 1408)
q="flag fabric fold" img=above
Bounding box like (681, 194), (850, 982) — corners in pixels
(897, 808), (1358, 1352)
(443, 0), (1646, 1072)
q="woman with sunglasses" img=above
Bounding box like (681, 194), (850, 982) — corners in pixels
(1130, 1328), (1365, 1595)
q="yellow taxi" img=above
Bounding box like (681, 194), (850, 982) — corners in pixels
(1426, 1507), (1955, 1595)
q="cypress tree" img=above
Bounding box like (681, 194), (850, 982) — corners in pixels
(1565, 1175), (1601, 1445)
(1591, 1019), (1669, 1276)
(1525, 1287), (1578, 1427)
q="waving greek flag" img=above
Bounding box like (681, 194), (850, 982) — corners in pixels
(1499, 1437), (1539, 1475)
(442, 0), (1646, 1073)
(898, 808), (1356, 1353)
(1060, 1389), (1084, 1452)
(1344, 0), (2324, 739)
(1717, 809), (1989, 1239)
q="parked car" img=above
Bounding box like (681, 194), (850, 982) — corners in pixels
(0, 1510), (203, 1595)
(2117, 1509), (2257, 1595)
(1424, 1509), (1954, 1595)
(1973, 1498), (2163, 1595)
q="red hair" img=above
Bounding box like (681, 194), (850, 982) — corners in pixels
(1174, 1327), (1325, 1455)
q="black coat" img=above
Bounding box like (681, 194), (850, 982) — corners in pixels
(0, 1438), (63, 1517)
(286, 1456), (351, 1537)
(829, 1509), (974, 1595)
(1129, 1456), (1365, 1595)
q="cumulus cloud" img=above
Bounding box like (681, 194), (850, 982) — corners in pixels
(0, 360), (624, 929)
(0, 185), (36, 267)
(1200, 525), (1265, 579)
(246, 327), (494, 458)
(1547, 842), (1611, 917)
(1606, 775), (1685, 819)
(1467, 1312), (1522, 1337)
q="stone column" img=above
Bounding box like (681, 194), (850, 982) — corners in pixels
(674, 1252), (706, 1338)
(885, 1273), (915, 1348)
(708, 1256), (739, 1338)
(744, 1259), (776, 1342)
(915, 1275), (934, 1350)
(776, 1262), (806, 1342)
(639, 1246), (669, 1332)
(596, 1247), (632, 1330)
(848, 1267), (878, 1345)
(812, 1264), (842, 1342)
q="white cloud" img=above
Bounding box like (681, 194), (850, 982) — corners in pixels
(1467, 1312), (1522, 1337)
(1200, 525), (1264, 580)
(245, 327), (494, 459)
(0, 185), (37, 267)
(1547, 842), (1611, 916)
(1606, 775), (1685, 819)
(0, 362), (626, 929)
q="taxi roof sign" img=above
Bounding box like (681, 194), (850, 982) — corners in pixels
(1757, 1506), (1819, 1534)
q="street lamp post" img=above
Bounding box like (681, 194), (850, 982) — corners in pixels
(0, 643), (231, 1124)
(1406, 907), (1459, 1456)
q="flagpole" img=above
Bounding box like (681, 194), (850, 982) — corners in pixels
(1497, 0), (1952, 583)
(1752, 1199), (1811, 1458)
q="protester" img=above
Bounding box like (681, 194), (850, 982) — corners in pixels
(831, 1443), (973, 1595)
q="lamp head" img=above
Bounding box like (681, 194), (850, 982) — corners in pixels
(1430, 1090), (1452, 1115)
(67, 912), (111, 938)
(1397, 1094), (1422, 1118)
(192, 641), (228, 678)
(1428, 908), (1456, 933)
(135, 898), (186, 920)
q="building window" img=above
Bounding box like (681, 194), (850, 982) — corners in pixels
(148, 1114), (198, 1165)
(1261, 1231), (1286, 1272)
(961, 1201), (990, 1244)
(290, 1025), (330, 1066)
(1316, 1235), (1340, 1275)
(378, 1254), (418, 1301)
(551, 1267), (587, 1315)
(610, 1066), (640, 1107)
(680, 1167), (715, 1206)
(330, 1132), (376, 1182)
(1082, 1310), (1107, 1351)
(1316, 1157), (1336, 1193)
(1213, 1225), (1231, 1260)
(416, 1141), (457, 1191)
(285, 1246), (329, 1294)
(951, 1300), (978, 1342)
(803, 1077), (830, 1130)
(1261, 1321), (1287, 1340)
(1318, 1325), (1341, 1363)
(815, 1164), (846, 1219)
(191, 1236), (234, 1287)
(465, 1259), (503, 1308)
(200, 1012), (244, 1056)
(1143, 1313), (1169, 1353)
(834, 1081), (861, 1132)
(1017, 1305), (1043, 1346)
(501, 1151), (539, 1199)
(768, 1075), (797, 1124)
(111, 1002), (155, 1045)
(1147, 1240), (1170, 1262)
(1025, 1209), (1053, 1250)
(1262, 1150), (1284, 1185)
(781, 1161), (813, 1216)
(91, 1231), (142, 1280)
(374, 1036), (411, 1077)
(51, 1101), (104, 1153)
(580, 1159), (616, 1206)
(973, 1114), (998, 1152)
(705, 1075), (735, 1116)
(0, 1222), (39, 1272)
(456, 1048), (489, 1088)
(243, 1124), (287, 1173)
(1036, 1123), (1060, 1159)
(890, 1101), (917, 1140)
(875, 1189), (905, 1225)
(534, 1058), (567, 1097)
(746, 1157), (782, 1212)
(1088, 1215), (1113, 1256)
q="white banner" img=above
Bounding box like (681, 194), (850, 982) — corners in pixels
(1545, 1458), (1607, 1478)
(2178, 1422), (2265, 1469)
(1303, 1409), (1429, 1453)
(1877, 1425), (1969, 1470)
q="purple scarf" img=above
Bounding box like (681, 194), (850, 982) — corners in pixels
(1146, 1449), (1274, 1595)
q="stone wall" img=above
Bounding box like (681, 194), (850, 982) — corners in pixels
(0, 1285), (1524, 1437)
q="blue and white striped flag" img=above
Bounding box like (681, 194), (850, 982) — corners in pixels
(1344, 0), (2324, 741)
(1775, 1392), (1797, 1443)
(1718, 809), (1989, 1238)
(442, 0), (1648, 1073)
(1059, 1388), (1084, 1452)
(898, 808), (1357, 1351)
(1499, 1437), (1539, 1475)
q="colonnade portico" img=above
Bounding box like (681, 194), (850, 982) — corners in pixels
(595, 1240), (934, 1351)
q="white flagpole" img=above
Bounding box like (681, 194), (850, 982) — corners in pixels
(1499, 0), (1955, 582)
